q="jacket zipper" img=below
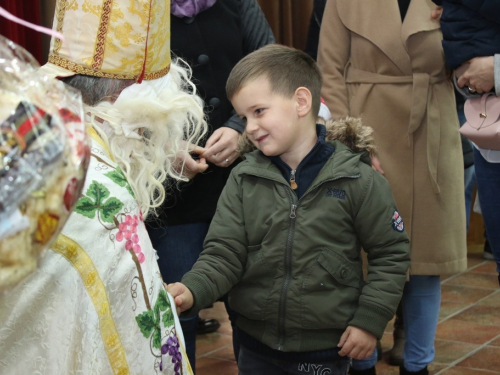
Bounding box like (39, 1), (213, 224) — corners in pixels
(290, 169), (298, 190)
(244, 172), (360, 350)
(277, 187), (297, 350)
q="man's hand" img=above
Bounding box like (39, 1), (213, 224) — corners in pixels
(338, 326), (377, 360)
(174, 146), (208, 180)
(166, 282), (194, 315)
(456, 56), (495, 94)
(202, 127), (240, 167)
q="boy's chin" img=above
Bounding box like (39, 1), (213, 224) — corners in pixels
(251, 143), (280, 157)
(260, 149), (281, 157)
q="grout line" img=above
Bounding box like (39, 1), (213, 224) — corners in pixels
(441, 259), (496, 284)
(434, 333), (500, 375)
(438, 288), (500, 324)
(197, 343), (233, 359)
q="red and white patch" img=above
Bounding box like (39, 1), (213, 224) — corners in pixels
(392, 210), (404, 232)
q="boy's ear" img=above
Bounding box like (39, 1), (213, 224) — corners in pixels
(295, 87), (312, 118)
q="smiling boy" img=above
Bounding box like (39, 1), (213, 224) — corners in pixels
(168, 44), (410, 375)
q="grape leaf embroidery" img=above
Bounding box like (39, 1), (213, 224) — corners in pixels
(104, 167), (135, 197)
(75, 181), (124, 223)
(136, 290), (174, 349)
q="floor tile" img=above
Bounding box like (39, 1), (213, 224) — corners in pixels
(433, 340), (480, 365)
(205, 344), (237, 362)
(440, 367), (500, 374)
(452, 304), (500, 326)
(466, 253), (489, 269)
(440, 284), (493, 304)
(380, 332), (395, 353)
(490, 336), (500, 347)
(469, 262), (498, 275)
(439, 300), (471, 320)
(196, 357), (238, 375)
(445, 272), (499, 289)
(476, 291), (500, 307)
(457, 346), (500, 372)
(436, 319), (500, 344)
(196, 333), (233, 357)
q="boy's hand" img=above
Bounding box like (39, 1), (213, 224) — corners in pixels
(338, 326), (377, 360)
(166, 282), (194, 314)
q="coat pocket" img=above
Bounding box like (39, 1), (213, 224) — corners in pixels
(229, 244), (273, 321)
(300, 249), (362, 329)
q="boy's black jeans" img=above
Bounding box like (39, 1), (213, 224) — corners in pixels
(238, 346), (351, 375)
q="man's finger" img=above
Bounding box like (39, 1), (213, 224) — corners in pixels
(205, 131), (222, 149)
(202, 142), (226, 159)
(189, 145), (205, 155)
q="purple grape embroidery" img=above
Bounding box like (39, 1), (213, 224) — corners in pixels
(161, 335), (182, 375)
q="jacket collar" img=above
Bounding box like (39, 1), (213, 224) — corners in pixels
(337, 0), (440, 74)
(240, 129), (369, 185)
(268, 124), (333, 172)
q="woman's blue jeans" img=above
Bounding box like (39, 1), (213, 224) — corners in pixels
(474, 148), (500, 273)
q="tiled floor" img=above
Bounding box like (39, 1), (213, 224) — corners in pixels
(195, 245), (499, 375)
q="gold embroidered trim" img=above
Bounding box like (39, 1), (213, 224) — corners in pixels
(177, 331), (194, 375)
(47, 54), (170, 81)
(48, 54), (135, 79)
(92, 0), (113, 69)
(88, 126), (114, 162)
(53, 234), (130, 375)
(143, 65), (170, 80)
(53, 0), (68, 53)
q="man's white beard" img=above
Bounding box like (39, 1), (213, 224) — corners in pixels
(86, 67), (206, 218)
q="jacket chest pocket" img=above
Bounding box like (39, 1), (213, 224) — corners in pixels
(300, 250), (362, 329)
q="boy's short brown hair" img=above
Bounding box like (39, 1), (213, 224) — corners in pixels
(226, 44), (323, 117)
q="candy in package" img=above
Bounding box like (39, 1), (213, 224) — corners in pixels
(0, 35), (90, 292)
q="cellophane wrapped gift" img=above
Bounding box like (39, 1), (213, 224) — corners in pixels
(0, 35), (90, 292)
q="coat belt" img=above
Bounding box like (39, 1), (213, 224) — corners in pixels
(346, 66), (448, 194)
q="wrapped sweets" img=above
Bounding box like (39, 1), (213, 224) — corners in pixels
(0, 35), (90, 292)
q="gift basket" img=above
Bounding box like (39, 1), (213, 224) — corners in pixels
(0, 35), (90, 292)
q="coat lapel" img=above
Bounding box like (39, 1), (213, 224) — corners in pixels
(337, 0), (411, 74)
(401, 0), (441, 46)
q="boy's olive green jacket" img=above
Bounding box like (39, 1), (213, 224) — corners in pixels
(182, 136), (410, 353)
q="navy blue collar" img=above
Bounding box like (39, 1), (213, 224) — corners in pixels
(269, 124), (335, 198)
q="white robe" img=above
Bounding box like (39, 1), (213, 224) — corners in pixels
(0, 133), (192, 375)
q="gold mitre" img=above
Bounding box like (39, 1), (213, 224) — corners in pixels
(41, 0), (171, 82)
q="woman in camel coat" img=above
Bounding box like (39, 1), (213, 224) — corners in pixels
(318, 1), (467, 374)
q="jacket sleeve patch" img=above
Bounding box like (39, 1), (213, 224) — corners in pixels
(392, 210), (404, 232)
